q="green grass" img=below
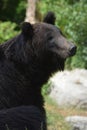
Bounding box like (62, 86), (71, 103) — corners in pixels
(44, 96), (71, 130)
(44, 96), (87, 130)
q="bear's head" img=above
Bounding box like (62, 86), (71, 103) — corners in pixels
(21, 12), (76, 71)
(5, 12), (77, 72)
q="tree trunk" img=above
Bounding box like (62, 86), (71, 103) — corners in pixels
(25, 0), (38, 23)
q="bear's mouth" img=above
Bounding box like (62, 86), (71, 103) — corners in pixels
(50, 46), (76, 60)
(50, 48), (70, 60)
(57, 56), (65, 71)
(51, 53), (65, 71)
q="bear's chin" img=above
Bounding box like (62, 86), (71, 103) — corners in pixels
(50, 53), (65, 73)
(56, 57), (65, 71)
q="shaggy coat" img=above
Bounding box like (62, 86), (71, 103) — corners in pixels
(0, 12), (76, 129)
(0, 106), (45, 130)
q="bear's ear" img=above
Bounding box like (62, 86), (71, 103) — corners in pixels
(43, 12), (56, 25)
(21, 22), (34, 39)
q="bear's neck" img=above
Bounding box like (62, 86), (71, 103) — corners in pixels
(12, 60), (51, 110)
(15, 59), (52, 88)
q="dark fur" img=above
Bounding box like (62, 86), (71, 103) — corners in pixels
(0, 106), (46, 130)
(43, 11), (56, 25)
(0, 12), (76, 129)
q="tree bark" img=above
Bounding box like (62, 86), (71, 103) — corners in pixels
(25, 0), (38, 23)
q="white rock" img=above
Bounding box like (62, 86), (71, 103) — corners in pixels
(49, 69), (87, 108)
(65, 116), (87, 130)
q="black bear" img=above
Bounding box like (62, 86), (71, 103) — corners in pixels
(0, 12), (76, 129)
(0, 106), (45, 130)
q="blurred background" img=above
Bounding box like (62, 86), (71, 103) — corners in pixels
(0, 0), (87, 130)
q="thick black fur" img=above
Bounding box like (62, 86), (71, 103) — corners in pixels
(0, 11), (76, 129)
(0, 106), (46, 130)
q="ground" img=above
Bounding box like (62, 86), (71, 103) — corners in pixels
(45, 96), (87, 130)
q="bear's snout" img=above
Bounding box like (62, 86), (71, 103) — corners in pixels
(69, 45), (77, 56)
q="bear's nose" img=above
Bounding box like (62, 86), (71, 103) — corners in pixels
(69, 45), (77, 56)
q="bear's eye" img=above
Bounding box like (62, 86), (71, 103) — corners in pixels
(47, 36), (53, 41)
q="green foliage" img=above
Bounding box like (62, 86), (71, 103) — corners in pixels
(0, 0), (26, 23)
(39, 0), (87, 69)
(0, 21), (19, 43)
(42, 82), (51, 96)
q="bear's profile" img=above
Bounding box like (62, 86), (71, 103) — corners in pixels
(0, 12), (76, 129)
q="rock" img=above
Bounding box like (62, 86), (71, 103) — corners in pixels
(49, 69), (87, 108)
(65, 116), (87, 130)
